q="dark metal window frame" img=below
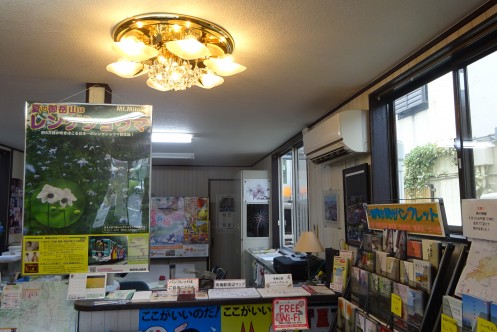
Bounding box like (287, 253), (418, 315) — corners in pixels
(270, 133), (306, 248)
(369, 12), (497, 234)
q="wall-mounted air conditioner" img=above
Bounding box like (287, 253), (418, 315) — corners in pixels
(302, 109), (369, 164)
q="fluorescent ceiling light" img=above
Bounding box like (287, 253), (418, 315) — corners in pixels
(152, 152), (195, 159)
(151, 133), (193, 143)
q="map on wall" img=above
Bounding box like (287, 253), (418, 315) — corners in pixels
(455, 238), (497, 302)
(0, 281), (77, 332)
(150, 197), (209, 257)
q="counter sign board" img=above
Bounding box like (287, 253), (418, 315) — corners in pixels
(462, 199), (497, 241)
(272, 297), (309, 331)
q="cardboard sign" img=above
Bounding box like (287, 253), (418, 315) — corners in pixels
(366, 202), (445, 237)
(214, 279), (246, 289)
(441, 313), (458, 332)
(462, 199), (497, 241)
(477, 317), (497, 332)
(166, 278), (199, 292)
(272, 297), (309, 330)
(264, 274), (293, 288)
(391, 293), (402, 317)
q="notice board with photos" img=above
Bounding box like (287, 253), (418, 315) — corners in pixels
(22, 102), (152, 275)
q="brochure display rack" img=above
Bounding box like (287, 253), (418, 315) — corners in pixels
(439, 199), (497, 332)
(330, 200), (463, 332)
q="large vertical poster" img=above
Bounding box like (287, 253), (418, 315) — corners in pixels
(23, 102), (152, 275)
(150, 197), (209, 257)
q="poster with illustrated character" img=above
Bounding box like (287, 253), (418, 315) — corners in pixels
(22, 102), (152, 275)
(150, 197), (209, 257)
(139, 305), (221, 331)
(139, 303), (280, 331)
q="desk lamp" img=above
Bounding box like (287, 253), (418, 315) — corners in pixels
(294, 231), (324, 283)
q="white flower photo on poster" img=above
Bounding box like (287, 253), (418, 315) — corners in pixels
(243, 179), (270, 202)
(323, 190), (340, 228)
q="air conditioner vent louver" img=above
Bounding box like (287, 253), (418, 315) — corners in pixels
(303, 110), (369, 165)
(310, 146), (351, 164)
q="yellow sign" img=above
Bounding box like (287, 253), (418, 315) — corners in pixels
(366, 202), (445, 236)
(391, 293), (402, 317)
(477, 317), (497, 332)
(441, 313), (458, 332)
(22, 236), (88, 275)
(221, 303), (273, 331)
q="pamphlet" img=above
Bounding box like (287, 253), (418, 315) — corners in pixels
(67, 273), (107, 300)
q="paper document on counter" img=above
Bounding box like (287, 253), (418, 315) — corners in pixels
(208, 287), (261, 299)
(257, 287), (311, 298)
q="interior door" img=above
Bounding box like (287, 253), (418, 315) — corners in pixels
(209, 179), (241, 278)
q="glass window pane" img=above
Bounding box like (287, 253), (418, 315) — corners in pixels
(280, 151), (293, 246)
(395, 72), (461, 226)
(467, 50), (497, 199)
(295, 146), (308, 237)
(279, 146), (308, 247)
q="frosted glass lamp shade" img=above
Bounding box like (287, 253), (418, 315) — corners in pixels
(166, 35), (210, 60)
(112, 37), (158, 62)
(204, 55), (246, 76)
(106, 60), (145, 78)
(198, 71), (224, 89)
(146, 78), (172, 91)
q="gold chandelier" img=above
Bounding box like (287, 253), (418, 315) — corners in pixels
(106, 13), (246, 91)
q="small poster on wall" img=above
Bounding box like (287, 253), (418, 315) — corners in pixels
(22, 102), (152, 275)
(343, 163), (370, 246)
(150, 197), (209, 257)
(246, 203), (270, 237)
(323, 190), (340, 228)
(243, 179), (270, 203)
(216, 195), (235, 233)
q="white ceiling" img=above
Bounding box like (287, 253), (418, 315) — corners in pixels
(0, 0), (489, 166)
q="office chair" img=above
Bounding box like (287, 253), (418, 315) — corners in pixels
(118, 280), (150, 291)
(211, 266), (227, 279)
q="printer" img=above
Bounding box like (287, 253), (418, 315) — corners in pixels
(272, 248), (324, 281)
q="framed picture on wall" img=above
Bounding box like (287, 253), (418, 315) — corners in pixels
(323, 190), (340, 228)
(343, 163), (370, 246)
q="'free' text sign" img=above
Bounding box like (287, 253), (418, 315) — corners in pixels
(272, 297), (309, 331)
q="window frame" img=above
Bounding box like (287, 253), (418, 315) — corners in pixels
(369, 13), (497, 234)
(271, 137), (308, 249)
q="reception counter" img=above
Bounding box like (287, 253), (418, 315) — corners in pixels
(75, 289), (337, 331)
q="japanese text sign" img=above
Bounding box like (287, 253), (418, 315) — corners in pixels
(366, 202), (445, 236)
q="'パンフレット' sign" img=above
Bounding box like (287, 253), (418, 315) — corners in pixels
(366, 202), (445, 237)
